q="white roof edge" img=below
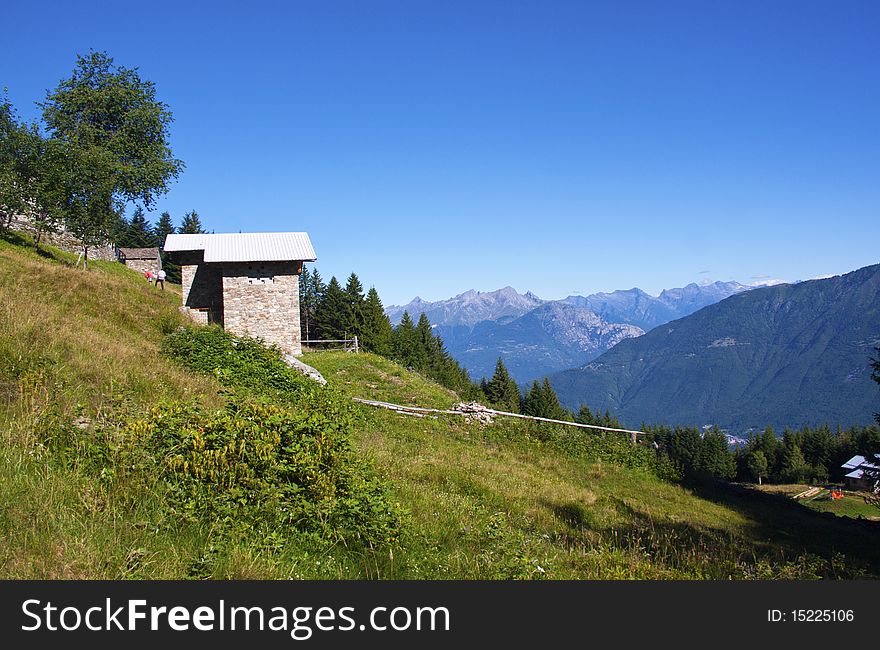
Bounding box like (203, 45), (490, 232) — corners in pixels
(164, 232), (317, 262)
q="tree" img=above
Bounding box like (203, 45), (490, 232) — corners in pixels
(0, 96), (61, 244)
(745, 450), (769, 485)
(361, 287), (393, 356)
(40, 51), (183, 267)
(122, 206), (156, 247)
(779, 441), (808, 484)
(695, 428), (736, 481)
(300, 266), (325, 342)
(522, 378), (566, 420)
(484, 358), (521, 412)
(343, 273), (366, 339)
(316, 276), (348, 341)
(873, 346), (880, 426)
(154, 210), (175, 244)
(179, 209), (204, 234)
(392, 311), (427, 370)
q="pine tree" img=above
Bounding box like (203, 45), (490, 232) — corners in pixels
(484, 358), (520, 412)
(522, 381), (543, 417)
(154, 210), (175, 244)
(361, 287), (393, 356)
(393, 311), (427, 370)
(540, 377), (567, 420)
(316, 276), (347, 340)
(154, 210), (180, 282)
(344, 273), (366, 340)
(124, 206), (156, 247)
(575, 405), (595, 425)
(179, 210), (205, 234)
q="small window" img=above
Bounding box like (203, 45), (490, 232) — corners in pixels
(247, 276), (274, 285)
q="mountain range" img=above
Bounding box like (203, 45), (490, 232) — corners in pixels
(387, 281), (758, 382)
(549, 264), (880, 434)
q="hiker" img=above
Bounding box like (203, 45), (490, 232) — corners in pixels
(145, 270), (153, 284)
(156, 268), (166, 290)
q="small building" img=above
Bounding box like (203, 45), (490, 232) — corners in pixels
(840, 454), (880, 492)
(163, 232), (316, 357)
(118, 247), (162, 275)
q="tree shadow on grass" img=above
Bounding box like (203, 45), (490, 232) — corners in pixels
(546, 486), (880, 578)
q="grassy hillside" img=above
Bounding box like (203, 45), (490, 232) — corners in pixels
(2, 230), (880, 579)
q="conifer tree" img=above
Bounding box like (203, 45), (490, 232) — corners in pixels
(540, 377), (567, 420)
(344, 273), (366, 339)
(154, 210), (175, 244)
(575, 405), (595, 425)
(522, 380), (544, 417)
(484, 358), (520, 412)
(179, 209), (205, 234)
(125, 206), (156, 247)
(361, 287), (393, 356)
(393, 311), (426, 369)
(316, 276), (347, 340)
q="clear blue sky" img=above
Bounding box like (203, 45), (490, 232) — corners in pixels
(3, 1), (878, 305)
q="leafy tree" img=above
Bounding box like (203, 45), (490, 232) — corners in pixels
(484, 358), (521, 412)
(745, 450), (769, 485)
(361, 287), (393, 356)
(40, 51), (183, 267)
(179, 209), (204, 234)
(0, 96), (61, 244)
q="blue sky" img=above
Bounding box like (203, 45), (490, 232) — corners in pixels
(3, 1), (878, 305)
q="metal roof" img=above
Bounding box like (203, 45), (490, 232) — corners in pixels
(163, 232), (316, 263)
(118, 247), (160, 259)
(841, 454), (880, 470)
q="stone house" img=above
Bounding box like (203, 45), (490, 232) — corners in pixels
(163, 232), (316, 356)
(118, 247), (162, 275)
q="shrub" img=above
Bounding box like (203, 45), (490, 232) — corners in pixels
(161, 325), (315, 399)
(120, 397), (402, 547)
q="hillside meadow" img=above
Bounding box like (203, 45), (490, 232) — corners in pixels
(1, 230), (879, 579)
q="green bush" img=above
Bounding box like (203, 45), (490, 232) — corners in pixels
(154, 324), (403, 548)
(162, 325), (315, 399)
(119, 397), (402, 547)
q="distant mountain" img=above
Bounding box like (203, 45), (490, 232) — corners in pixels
(387, 280), (760, 383)
(562, 280), (754, 332)
(386, 286), (544, 328)
(444, 303), (644, 383)
(550, 264), (880, 433)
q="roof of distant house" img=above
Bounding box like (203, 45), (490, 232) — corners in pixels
(163, 232), (316, 263)
(118, 247), (161, 260)
(841, 454), (880, 479)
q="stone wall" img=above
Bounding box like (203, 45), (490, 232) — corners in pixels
(221, 261), (302, 356)
(123, 258), (161, 277)
(7, 214), (117, 261)
(177, 251), (224, 322)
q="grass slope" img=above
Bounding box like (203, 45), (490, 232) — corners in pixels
(2, 231), (879, 579)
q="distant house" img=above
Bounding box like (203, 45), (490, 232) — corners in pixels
(118, 247), (162, 275)
(840, 454), (880, 492)
(163, 232), (316, 357)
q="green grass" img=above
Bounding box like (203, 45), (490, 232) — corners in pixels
(2, 229), (880, 579)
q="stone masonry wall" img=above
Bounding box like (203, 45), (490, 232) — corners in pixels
(221, 261), (302, 356)
(7, 213), (117, 261)
(123, 258), (161, 277)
